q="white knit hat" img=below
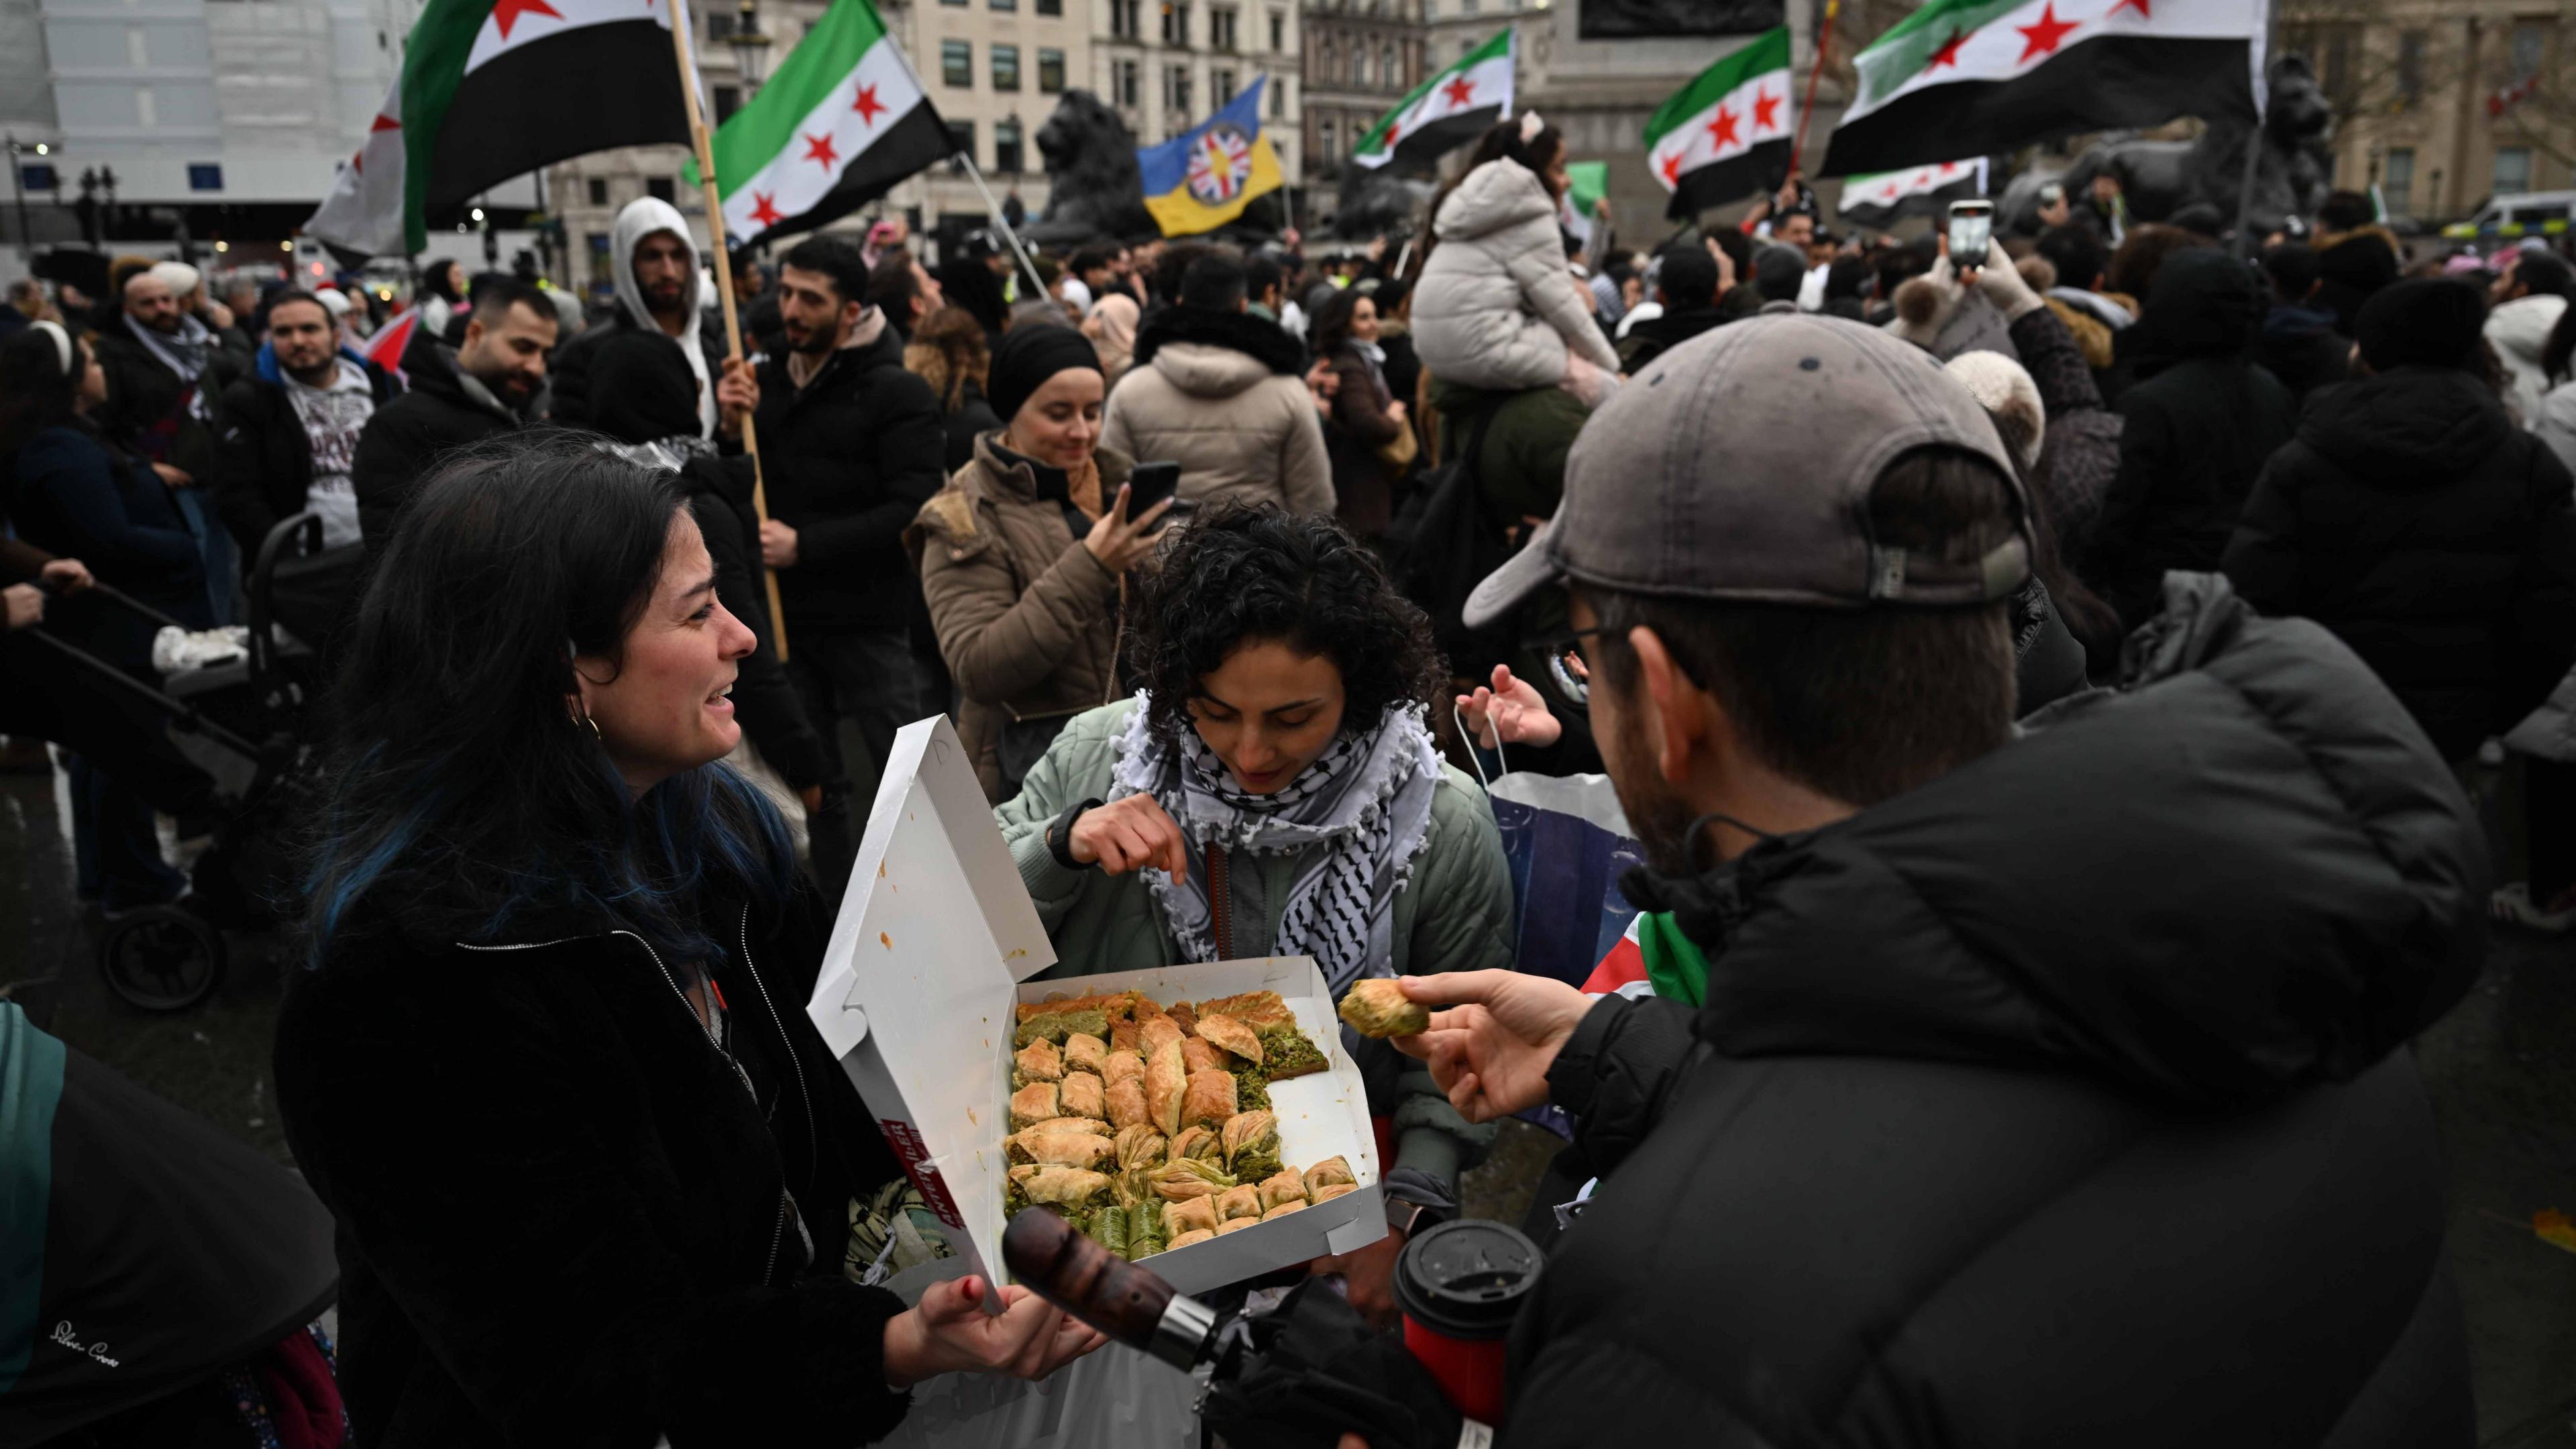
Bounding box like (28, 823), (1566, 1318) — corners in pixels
(149, 260), (202, 298)
(1943, 349), (2045, 475)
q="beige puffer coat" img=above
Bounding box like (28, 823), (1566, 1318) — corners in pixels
(1097, 305), (1336, 515)
(907, 432), (1134, 800)
(1411, 158), (1619, 392)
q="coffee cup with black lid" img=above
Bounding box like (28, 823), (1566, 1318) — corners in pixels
(1392, 1219), (1544, 1426)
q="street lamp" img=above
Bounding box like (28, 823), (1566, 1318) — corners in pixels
(730, 0), (773, 91)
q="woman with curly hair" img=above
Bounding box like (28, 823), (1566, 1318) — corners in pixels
(904, 304), (1005, 473)
(995, 501), (1514, 1322)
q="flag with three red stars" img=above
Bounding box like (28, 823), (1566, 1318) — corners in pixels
(1835, 156), (1991, 228)
(1352, 28), (1513, 171)
(1643, 26), (1792, 221)
(690, 0), (949, 248)
(1821, 0), (2269, 178)
(307, 0), (704, 255)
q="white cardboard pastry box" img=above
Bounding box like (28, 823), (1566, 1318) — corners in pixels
(806, 716), (1388, 1299)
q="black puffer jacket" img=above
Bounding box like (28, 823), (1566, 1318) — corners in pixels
(350, 327), (526, 553)
(1506, 575), (2484, 1449)
(2095, 252), (2294, 625)
(275, 887), (912, 1448)
(753, 325), (946, 633)
(2222, 366), (2576, 759)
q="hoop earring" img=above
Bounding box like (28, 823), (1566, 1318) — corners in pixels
(584, 714), (602, 744)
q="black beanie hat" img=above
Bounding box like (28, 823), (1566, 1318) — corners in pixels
(2355, 277), (2487, 372)
(986, 321), (1100, 426)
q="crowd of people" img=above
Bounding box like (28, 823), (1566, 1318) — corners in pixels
(3, 111), (2572, 1446)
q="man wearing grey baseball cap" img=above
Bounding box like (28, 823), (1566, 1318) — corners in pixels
(1380, 317), (2485, 1444)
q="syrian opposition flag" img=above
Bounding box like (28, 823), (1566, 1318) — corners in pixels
(1837, 157), (1990, 227)
(1643, 25), (1792, 220)
(1352, 29), (1514, 172)
(305, 0), (700, 256)
(1821, 0), (2269, 178)
(690, 0), (950, 247)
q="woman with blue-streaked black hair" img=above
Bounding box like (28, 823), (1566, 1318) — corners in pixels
(274, 436), (1099, 1448)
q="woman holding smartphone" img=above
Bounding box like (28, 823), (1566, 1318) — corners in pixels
(910, 323), (1171, 802)
(276, 437), (1100, 1447)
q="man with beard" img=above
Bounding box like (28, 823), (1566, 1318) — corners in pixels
(753, 234), (944, 896)
(1368, 316), (2483, 1446)
(549, 197), (743, 435)
(93, 264), (249, 621)
(350, 278), (556, 552)
(211, 290), (401, 559)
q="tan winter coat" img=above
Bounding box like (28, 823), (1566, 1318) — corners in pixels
(1098, 306), (1336, 516)
(908, 432), (1134, 799)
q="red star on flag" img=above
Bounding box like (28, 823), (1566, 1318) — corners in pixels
(1925, 28), (1968, 70)
(1939, 161), (1959, 175)
(2015, 2), (2081, 62)
(2109, 0), (2149, 14)
(1659, 152), (1682, 186)
(1881, 184), (1899, 201)
(852, 83), (885, 125)
(1383, 117), (1401, 144)
(1752, 89), (1781, 131)
(748, 192), (784, 229)
(803, 131), (841, 169)
(354, 111), (398, 173)
(488, 0), (563, 41)
(1441, 74), (1477, 108)
(1706, 104), (1742, 150)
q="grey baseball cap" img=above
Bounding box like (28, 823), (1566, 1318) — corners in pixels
(1462, 314), (2033, 629)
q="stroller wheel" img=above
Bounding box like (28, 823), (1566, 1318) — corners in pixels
(97, 907), (229, 1012)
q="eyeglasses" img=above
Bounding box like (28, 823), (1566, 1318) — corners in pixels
(1521, 625), (1617, 707)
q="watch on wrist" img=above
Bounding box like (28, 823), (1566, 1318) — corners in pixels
(1387, 1197), (1445, 1238)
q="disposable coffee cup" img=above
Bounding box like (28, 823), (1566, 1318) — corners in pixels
(1392, 1219), (1544, 1426)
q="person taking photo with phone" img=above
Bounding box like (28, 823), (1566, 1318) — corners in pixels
(909, 324), (1169, 802)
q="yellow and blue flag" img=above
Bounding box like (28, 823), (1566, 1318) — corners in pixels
(1138, 76), (1283, 237)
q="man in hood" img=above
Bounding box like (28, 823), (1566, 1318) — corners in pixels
(211, 289), (402, 559)
(1097, 248), (1334, 515)
(350, 278), (557, 553)
(2484, 246), (2571, 427)
(550, 197), (736, 436)
(1360, 314), (2482, 1448)
(2095, 249), (2294, 625)
(2227, 276), (2576, 762)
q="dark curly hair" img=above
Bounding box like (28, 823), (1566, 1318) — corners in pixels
(1127, 504), (1445, 743)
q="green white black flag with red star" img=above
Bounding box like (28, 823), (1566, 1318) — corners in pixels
(1821, 0), (2268, 178)
(1352, 29), (1514, 171)
(307, 0), (702, 256)
(1642, 26), (1792, 221)
(689, 0), (949, 247)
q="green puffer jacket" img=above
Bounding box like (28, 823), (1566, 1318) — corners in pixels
(997, 698), (1512, 1195)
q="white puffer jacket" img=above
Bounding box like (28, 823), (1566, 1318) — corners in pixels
(2485, 292), (2566, 428)
(1411, 158), (1619, 392)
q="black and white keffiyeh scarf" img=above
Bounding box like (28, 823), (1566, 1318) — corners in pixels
(1110, 694), (1442, 991)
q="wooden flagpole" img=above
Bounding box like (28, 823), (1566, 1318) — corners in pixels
(670, 2), (790, 660)
(1788, 0), (1840, 177)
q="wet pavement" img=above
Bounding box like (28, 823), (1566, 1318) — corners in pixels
(5, 753), (2573, 1444)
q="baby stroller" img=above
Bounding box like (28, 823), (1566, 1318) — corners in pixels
(22, 513), (341, 1012)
